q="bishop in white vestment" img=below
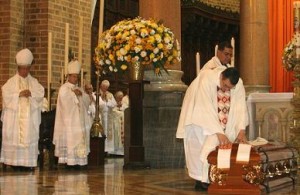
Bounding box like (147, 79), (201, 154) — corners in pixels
(53, 60), (91, 167)
(1, 48), (44, 169)
(176, 67), (248, 190)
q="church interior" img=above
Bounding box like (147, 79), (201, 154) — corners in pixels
(1, 0), (300, 194)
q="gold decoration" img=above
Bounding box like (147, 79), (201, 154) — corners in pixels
(209, 165), (228, 185)
(90, 70), (105, 138)
(242, 164), (265, 185)
(128, 61), (144, 81)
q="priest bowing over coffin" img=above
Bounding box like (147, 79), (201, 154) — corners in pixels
(176, 66), (249, 191)
(53, 60), (91, 168)
(1, 48), (44, 171)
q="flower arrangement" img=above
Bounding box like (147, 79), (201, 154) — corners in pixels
(94, 17), (181, 75)
(282, 33), (300, 71)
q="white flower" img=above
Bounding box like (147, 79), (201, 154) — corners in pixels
(135, 38), (142, 44)
(134, 46), (141, 53)
(153, 48), (159, 54)
(166, 43), (173, 50)
(105, 59), (111, 64)
(120, 48), (127, 55)
(141, 51), (147, 57)
(153, 58), (158, 62)
(164, 37), (171, 44)
(134, 56), (140, 61)
(150, 29), (155, 35)
(109, 66), (114, 72)
(130, 29), (136, 35)
(100, 59), (104, 65)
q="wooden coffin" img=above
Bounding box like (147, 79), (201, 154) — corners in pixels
(207, 143), (262, 195)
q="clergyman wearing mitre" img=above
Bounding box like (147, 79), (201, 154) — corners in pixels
(1, 48), (44, 170)
(53, 60), (91, 168)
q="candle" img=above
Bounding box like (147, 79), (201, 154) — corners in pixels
(297, 33), (300, 58)
(64, 23), (69, 74)
(81, 68), (84, 87)
(47, 32), (52, 109)
(215, 44), (218, 56)
(61, 68), (64, 85)
(98, 0), (105, 42)
(78, 16), (83, 64)
(294, 2), (300, 32)
(231, 37), (235, 67)
(196, 52), (200, 75)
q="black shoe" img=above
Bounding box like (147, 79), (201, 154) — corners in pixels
(195, 180), (209, 191)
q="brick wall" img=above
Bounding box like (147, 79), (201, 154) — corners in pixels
(0, 0), (92, 109)
(199, 0), (240, 13)
(47, 0), (92, 109)
(0, 0), (24, 84)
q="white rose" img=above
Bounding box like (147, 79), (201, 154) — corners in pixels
(141, 51), (147, 57)
(105, 59), (111, 64)
(135, 38), (142, 44)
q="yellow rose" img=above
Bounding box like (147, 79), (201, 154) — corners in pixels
(157, 43), (163, 49)
(148, 36), (155, 43)
(120, 64), (128, 70)
(157, 27), (163, 33)
(150, 53), (155, 59)
(125, 44), (131, 51)
(109, 54), (114, 61)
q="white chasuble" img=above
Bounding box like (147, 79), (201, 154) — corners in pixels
(53, 82), (91, 166)
(176, 67), (249, 182)
(1, 74), (44, 167)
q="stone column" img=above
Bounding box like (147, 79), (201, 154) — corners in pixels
(139, 0), (181, 70)
(143, 70), (187, 168)
(133, 0), (186, 168)
(240, 0), (270, 94)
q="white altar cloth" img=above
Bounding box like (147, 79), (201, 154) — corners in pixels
(246, 93), (293, 140)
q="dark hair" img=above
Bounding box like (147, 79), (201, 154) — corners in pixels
(218, 41), (233, 51)
(221, 67), (240, 85)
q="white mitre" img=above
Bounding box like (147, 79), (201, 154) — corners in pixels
(16, 48), (34, 66)
(67, 60), (81, 74)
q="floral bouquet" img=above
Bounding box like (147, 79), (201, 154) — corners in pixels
(282, 33), (300, 71)
(94, 16), (181, 75)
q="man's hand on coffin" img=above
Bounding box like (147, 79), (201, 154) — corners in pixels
(216, 133), (232, 149)
(234, 130), (248, 144)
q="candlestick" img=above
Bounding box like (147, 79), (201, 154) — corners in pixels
(98, 0), (104, 42)
(47, 32), (52, 109)
(64, 23), (69, 75)
(231, 37), (235, 67)
(215, 44), (218, 56)
(78, 16), (83, 64)
(196, 52), (200, 75)
(81, 68), (84, 87)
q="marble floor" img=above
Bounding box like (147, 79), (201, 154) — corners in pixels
(0, 157), (299, 195)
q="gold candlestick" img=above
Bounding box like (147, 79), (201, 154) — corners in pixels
(90, 69), (105, 137)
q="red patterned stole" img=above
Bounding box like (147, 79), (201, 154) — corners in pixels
(217, 86), (231, 130)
